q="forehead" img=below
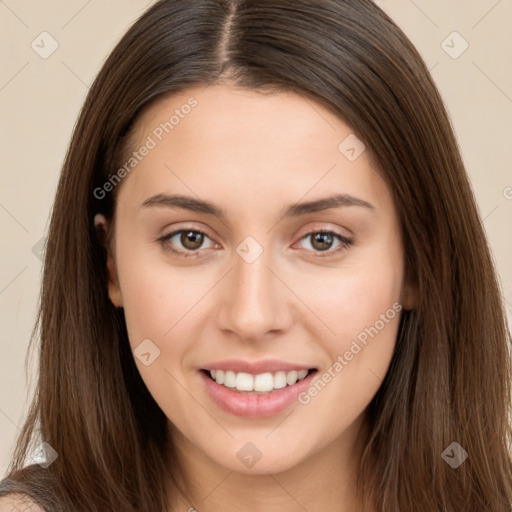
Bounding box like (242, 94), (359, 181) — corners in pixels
(115, 83), (392, 218)
(130, 85), (343, 155)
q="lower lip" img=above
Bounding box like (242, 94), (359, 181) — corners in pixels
(199, 370), (317, 418)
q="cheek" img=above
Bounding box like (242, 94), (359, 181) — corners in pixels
(115, 251), (209, 420)
(115, 240), (210, 348)
(295, 241), (404, 426)
(299, 233), (404, 345)
(114, 243), (222, 408)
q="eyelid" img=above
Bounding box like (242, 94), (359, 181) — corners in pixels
(295, 221), (353, 240)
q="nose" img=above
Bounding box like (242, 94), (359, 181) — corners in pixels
(216, 245), (294, 342)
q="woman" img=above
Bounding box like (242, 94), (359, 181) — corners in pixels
(1, 0), (511, 511)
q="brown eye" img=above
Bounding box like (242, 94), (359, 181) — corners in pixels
(158, 228), (217, 258)
(310, 232), (334, 251)
(180, 230), (204, 250)
(296, 230), (353, 257)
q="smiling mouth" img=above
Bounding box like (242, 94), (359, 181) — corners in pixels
(200, 368), (318, 394)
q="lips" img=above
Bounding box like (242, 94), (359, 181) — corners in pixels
(198, 359), (318, 418)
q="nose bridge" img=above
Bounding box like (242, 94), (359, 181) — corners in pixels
(217, 241), (290, 339)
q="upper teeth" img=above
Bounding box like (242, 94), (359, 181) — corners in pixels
(209, 369), (309, 393)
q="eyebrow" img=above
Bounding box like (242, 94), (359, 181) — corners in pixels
(141, 193), (375, 219)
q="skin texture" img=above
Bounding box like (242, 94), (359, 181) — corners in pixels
(0, 494), (44, 511)
(95, 83), (416, 512)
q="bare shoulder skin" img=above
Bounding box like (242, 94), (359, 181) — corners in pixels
(0, 494), (45, 512)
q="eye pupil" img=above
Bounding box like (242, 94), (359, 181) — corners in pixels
(181, 231), (203, 250)
(311, 232), (333, 251)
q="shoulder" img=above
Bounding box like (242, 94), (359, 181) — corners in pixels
(0, 493), (46, 511)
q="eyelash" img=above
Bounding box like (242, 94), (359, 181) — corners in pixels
(157, 228), (353, 259)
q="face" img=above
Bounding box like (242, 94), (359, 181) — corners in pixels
(96, 83), (415, 476)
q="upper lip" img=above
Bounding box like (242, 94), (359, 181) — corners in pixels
(200, 359), (316, 375)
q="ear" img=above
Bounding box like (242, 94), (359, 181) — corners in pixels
(94, 213), (123, 308)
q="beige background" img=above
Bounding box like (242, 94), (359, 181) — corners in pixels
(0, 0), (511, 476)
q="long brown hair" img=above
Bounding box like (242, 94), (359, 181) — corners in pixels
(1, 1), (511, 510)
